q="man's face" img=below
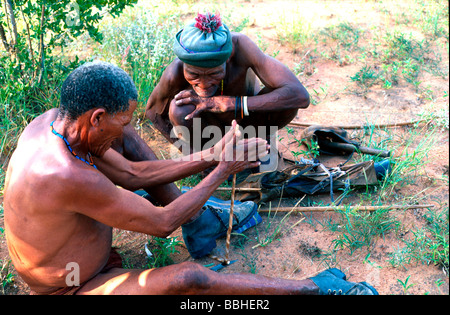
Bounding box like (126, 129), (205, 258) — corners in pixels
(183, 63), (226, 97)
(91, 100), (136, 157)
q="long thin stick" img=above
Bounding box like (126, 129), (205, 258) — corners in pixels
(288, 119), (426, 130)
(258, 204), (434, 213)
(216, 187), (261, 192)
(225, 173), (237, 263)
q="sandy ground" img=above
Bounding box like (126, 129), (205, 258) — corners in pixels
(1, 0), (448, 295)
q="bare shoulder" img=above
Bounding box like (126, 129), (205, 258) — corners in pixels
(161, 59), (185, 85)
(231, 32), (256, 45)
(24, 108), (58, 131)
(147, 59), (187, 107)
(231, 32), (265, 65)
(16, 109), (58, 143)
(5, 110), (107, 217)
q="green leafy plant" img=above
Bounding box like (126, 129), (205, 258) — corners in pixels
(95, 7), (179, 113)
(397, 275), (414, 295)
(146, 236), (182, 268)
(350, 65), (380, 91)
(388, 206), (449, 275)
(332, 206), (400, 254)
(0, 0), (137, 85)
(1, 260), (14, 295)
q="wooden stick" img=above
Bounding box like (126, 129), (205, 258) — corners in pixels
(258, 204), (434, 213)
(288, 119), (426, 130)
(208, 254), (228, 264)
(216, 187), (261, 192)
(225, 174), (237, 262)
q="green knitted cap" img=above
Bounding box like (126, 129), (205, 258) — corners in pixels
(173, 13), (232, 68)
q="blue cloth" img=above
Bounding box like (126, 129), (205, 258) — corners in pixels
(181, 186), (262, 258)
(135, 187), (262, 259)
(181, 186), (262, 234)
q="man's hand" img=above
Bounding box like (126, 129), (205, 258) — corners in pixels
(213, 120), (269, 174)
(174, 90), (225, 120)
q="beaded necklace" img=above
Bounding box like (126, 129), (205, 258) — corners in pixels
(50, 120), (97, 169)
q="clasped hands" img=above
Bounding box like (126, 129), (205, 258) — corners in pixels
(174, 90), (226, 121)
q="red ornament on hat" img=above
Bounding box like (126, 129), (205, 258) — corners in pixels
(194, 12), (223, 33)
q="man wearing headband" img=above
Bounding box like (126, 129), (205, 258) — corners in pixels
(146, 12), (310, 154)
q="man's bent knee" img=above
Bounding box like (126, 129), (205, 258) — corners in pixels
(169, 100), (196, 129)
(169, 262), (213, 294)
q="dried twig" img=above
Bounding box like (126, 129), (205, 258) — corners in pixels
(258, 204), (434, 213)
(224, 174), (237, 262)
(288, 119), (426, 130)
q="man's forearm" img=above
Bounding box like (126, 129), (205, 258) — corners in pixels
(247, 84), (310, 111)
(104, 124), (218, 190)
(210, 84), (309, 115)
(159, 162), (231, 232)
(127, 149), (218, 190)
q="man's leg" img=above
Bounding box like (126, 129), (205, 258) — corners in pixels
(77, 261), (378, 295)
(76, 262), (319, 295)
(168, 98), (229, 154)
(112, 124), (182, 206)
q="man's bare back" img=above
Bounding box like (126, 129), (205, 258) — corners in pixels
(4, 109), (113, 293)
(2, 61), (273, 294)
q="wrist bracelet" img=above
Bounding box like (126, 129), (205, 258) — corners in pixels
(243, 96), (249, 116)
(235, 96), (242, 119)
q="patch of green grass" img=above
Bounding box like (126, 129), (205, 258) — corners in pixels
(350, 65), (381, 92)
(146, 236), (183, 268)
(252, 206), (291, 250)
(94, 7), (180, 116)
(176, 173), (203, 189)
(346, 120), (441, 203)
(331, 205), (400, 254)
(413, 0), (449, 39)
(378, 124), (439, 201)
(388, 206), (449, 274)
(1, 259), (14, 295)
(317, 22), (364, 65)
(377, 31), (445, 89)
(275, 9), (312, 54)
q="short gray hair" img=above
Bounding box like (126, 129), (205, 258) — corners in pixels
(59, 61), (138, 120)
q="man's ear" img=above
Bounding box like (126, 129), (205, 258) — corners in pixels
(90, 108), (106, 127)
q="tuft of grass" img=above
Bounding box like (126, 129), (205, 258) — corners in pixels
(275, 8), (312, 53)
(350, 65), (381, 92)
(377, 123), (440, 201)
(331, 205), (400, 254)
(146, 236), (183, 268)
(388, 206), (449, 275)
(94, 7), (180, 115)
(1, 259), (14, 295)
(318, 22), (364, 66)
(346, 120), (441, 203)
